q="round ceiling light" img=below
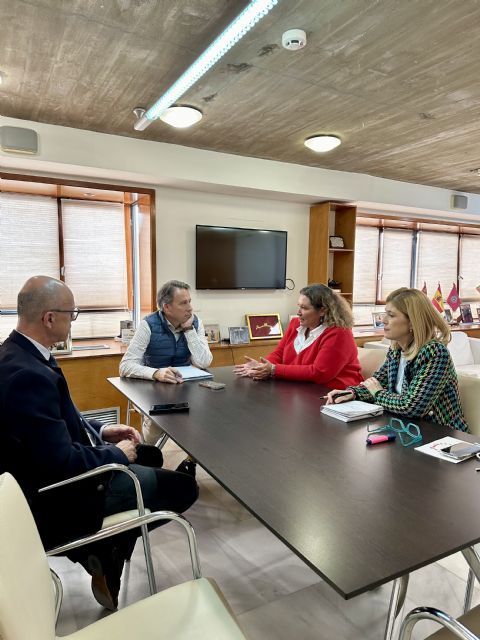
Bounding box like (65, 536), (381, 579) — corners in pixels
(159, 106), (203, 128)
(304, 135), (341, 153)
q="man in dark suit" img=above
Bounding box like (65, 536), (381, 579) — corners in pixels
(0, 276), (198, 610)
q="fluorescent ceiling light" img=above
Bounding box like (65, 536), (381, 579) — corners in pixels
(134, 0), (279, 131)
(304, 135), (342, 153)
(160, 106), (203, 128)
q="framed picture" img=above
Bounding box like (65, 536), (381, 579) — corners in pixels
(246, 313), (283, 340)
(372, 312), (384, 329)
(444, 309), (453, 323)
(51, 333), (72, 355)
(204, 323), (220, 343)
(460, 303), (473, 324)
(329, 235), (345, 249)
(228, 326), (250, 345)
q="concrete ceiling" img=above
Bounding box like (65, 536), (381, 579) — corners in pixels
(2, 0), (480, 194)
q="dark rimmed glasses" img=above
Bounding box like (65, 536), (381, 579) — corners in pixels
(48, 308), (80, 321)
(367, 417), (422, 447)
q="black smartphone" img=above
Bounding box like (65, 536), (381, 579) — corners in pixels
(440, 442), (480, 460)
(149, 402), (189, 415)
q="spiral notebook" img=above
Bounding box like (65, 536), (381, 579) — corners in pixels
(321, 400), (384, 422)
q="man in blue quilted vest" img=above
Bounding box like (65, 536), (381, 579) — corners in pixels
(120, 280), (212, 473)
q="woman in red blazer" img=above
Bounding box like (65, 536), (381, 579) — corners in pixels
(234, 283), (363, 388)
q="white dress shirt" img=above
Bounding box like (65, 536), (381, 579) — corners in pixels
(293, 323), (326, 354)
(119, 313), (213, 380)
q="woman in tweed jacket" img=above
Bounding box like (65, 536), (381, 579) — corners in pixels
(326, 287), (468, 431)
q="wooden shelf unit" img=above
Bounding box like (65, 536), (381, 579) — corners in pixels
(308, 202), (357, 301)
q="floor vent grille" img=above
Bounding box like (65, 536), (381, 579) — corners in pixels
(81, 407), (120, 425)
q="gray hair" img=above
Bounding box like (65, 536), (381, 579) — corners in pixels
(300, 283), (354, 329)
(157, 280), (190, 309)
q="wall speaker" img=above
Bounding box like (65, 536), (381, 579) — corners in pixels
(451, 194), (468, 210)
(0, 126), (38, 154)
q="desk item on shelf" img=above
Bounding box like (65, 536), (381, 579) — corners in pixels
(228, 326), (250, 345)
(204, 323), (220, 343)
(329, 236), (345, 249)
(175, 365), (213, 381)
(415, 436), (480, 463)
(72, 344), (110, 351)
(321, 400), (383, 422)
(120, 319), (134, 345)
(460, 303), (473, 324)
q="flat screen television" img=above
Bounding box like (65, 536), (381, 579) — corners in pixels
(196, 225), (287, 290)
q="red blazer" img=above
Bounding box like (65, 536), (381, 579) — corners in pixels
(267, 319), (363, 388)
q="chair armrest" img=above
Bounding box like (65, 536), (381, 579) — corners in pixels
(468, 337), (480, 364)
(39, 463), (147, 516)
(398, 606), (479, 640)
(47, 510), (202, 579)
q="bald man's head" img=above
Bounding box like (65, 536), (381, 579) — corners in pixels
(17, 276), (72, 323)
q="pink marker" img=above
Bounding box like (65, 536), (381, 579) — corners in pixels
(366, 434), (396, 446)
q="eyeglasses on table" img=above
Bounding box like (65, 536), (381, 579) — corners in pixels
(367, 417), (422, 447)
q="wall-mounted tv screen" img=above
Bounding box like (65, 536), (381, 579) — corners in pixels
(196, 225), (287, 290)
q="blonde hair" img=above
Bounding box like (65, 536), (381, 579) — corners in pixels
(300, 284), (354, 328)
(386, 287), (450, 359)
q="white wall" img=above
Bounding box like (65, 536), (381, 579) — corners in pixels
(2, 116), (480, 222)
(155, 187), (308, 337)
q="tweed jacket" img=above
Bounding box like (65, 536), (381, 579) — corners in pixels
(351, 340), (468, 432)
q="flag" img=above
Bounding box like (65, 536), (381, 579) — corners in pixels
(421, 282), (427, 295)
(446, 283), (461, 312)
(431, 283), (444, 313)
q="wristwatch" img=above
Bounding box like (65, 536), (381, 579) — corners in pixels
(270, 364), (276, 377)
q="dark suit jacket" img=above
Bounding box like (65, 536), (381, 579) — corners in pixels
(0, 330), (128, 548)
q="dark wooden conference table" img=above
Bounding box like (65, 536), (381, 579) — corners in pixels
(109, 368), (480, 637)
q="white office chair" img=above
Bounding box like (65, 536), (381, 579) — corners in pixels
(399, 605), (480, 639)
(0, 472), (247, 640)
(40, 463), (162, 595)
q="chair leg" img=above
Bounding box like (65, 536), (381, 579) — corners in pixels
(464, 567), (475, 614)
(50, 569), (63, 623)
(154, 432), (170, 450)
(140, 523), (157, 595)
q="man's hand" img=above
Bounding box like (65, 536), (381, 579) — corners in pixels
(115, 439), (138, 462)
(179, 314), (194, 331)
(102, 424), (141, 444)
(153, 367), (183, 384)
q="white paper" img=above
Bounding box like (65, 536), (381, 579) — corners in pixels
(175, 365), (213, 381)
(321, 400), (384, 422)
(414, 436), (470, 463)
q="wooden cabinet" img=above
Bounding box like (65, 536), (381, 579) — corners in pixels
(308, 202), (357, 303)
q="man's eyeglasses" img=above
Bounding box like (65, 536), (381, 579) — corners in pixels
(367, 417), (422, 447)
(48, 308), (80, 321)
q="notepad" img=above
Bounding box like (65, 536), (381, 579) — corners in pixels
(321, 400), (384, 422)
(175, 365), (213, 381)
(415, 436), (474, 464)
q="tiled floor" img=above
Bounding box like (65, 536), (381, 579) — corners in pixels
(52, 442), (480, 639)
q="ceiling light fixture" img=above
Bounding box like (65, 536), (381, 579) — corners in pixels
(160, 105), (203, 128)
(134, 0), (279, 131)
(304, 135), (342, 153)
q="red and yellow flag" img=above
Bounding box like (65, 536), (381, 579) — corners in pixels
(432, 283), (444, 313)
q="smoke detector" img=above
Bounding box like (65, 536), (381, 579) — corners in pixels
(282, 29), (307, 51)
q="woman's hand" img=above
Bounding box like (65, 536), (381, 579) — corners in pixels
(361, 377), (384, 397)
(234, 356), (260, 377)
(325, 389), (355, 404)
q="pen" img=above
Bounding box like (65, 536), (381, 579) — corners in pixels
(321, 390), (353, 399)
